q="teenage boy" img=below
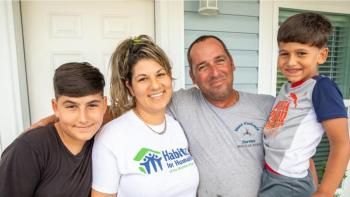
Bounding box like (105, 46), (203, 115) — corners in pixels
(0, 62), (107, 197)
(259, 12), (350, 197)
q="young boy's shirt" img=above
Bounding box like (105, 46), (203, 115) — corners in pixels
(263, 75), (347, 178)
(0, 124), (93, 197)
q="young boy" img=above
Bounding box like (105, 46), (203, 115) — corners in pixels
(0, 62), (107, 196)
(259, 12), (350, 197)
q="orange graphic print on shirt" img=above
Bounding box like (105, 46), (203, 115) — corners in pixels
(264, 101), (290, 131)
(264, 93), (298, 136)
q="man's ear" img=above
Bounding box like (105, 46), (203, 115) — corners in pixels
(125, 80), (134, 96)
(318, 47), (329, 65)
(189, 67), (196, 85)
(230, 56), (236, 71)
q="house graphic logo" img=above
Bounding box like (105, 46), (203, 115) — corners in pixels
(133, 147), (163, 174)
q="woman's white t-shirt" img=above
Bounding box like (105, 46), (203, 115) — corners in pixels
(92, 110), (199, 197)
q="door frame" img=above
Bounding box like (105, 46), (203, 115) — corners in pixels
(1, 0), (184, 151)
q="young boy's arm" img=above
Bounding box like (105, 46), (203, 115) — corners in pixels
(309, 159), (318, 187)
(313, 118), (350, 197)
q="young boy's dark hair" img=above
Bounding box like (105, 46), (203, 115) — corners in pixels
(53, 62), (105, 98)
(277, 12), (332, 48)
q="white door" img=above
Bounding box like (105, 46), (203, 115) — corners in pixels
(21, 0), (154, 123)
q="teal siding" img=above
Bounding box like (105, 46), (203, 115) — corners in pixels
(184, 0), (260, 93)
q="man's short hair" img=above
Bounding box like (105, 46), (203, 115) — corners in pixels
(187, 35), (232, 68)
(277, 12), (332, 48)
(53, 62), (105, 98)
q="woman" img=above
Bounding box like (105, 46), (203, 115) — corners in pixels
(91, 35), (199, 197)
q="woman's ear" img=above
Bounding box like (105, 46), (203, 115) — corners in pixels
(102, 96), (108, 113)
(125, 80), (134, 96)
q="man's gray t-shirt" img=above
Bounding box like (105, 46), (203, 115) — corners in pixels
(168, 88), (274, 197)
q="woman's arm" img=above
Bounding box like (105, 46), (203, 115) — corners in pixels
(24, 115), (58, 131)
(313, 118), (350, 197)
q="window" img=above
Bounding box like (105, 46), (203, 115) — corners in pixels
(277, 8), (350, 184)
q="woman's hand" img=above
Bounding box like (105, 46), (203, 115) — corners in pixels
(24, 115), (58, 132)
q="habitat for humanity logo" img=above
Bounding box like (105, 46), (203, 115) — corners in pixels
(133, 147), (195, 174)
(133, 148), (163, 174)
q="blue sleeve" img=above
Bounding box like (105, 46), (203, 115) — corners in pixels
(312, 77), (347, 122)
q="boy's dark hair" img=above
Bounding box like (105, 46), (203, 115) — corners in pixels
(277, 12), (332, 48)
(187, 35), (232, 68)
(53, 62), (105, 98)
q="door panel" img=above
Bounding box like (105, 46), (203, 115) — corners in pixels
(21, 0), (154, 122)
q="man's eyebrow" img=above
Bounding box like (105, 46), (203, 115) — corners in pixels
(195, 61), (207, 68)
(214, 55), (226, 59)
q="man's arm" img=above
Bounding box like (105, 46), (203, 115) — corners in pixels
(312, 118), (350, 197)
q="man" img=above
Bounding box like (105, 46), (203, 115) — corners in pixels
(168, 35), (275, 197)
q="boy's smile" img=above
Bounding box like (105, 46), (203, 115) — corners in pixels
(278, 42), (328, 84)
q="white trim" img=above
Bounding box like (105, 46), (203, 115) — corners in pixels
(155, 0), (185, 91)
(258, 0), (275, 95)
(0, 1), (28, 152)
